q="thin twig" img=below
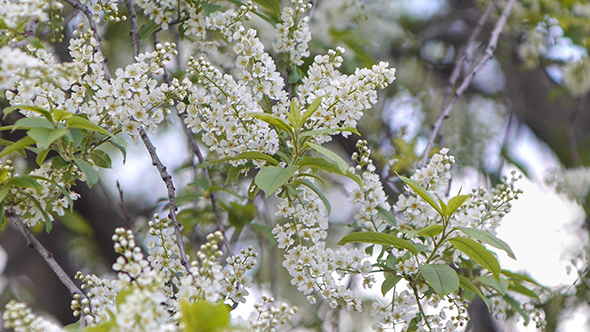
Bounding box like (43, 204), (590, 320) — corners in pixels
(124, 0), (141, 57)
(139, 128), (193, 273)
(419, 0), (516, 168)
(5, 209), (88, 327)
(116, 180), (134, 228)
(153, 32), (235, 257)
(61, 0), (112, 80)
(308, 0), (318, 21)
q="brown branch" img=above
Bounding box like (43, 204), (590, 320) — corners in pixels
(116, 180), (134, 228)
(4, 209), (89, 327)
(62, 0), (112, 80)
(124, 0), (141, 57)
(139, 127), (193, 273)
(419, 0), (516, 168)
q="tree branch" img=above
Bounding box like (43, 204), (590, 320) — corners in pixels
(4, 209), (88, 327)
(420, 0), (516, 168)
(124, 0), (141, 57)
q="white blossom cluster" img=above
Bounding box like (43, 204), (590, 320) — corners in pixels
(0, 47), (44, 90)
(272, 180), (373, 311)
(546, 166), (590, 204)
(8, 163), (80, 227)
(349, 140), (392, 231)
(272, 0), (312, 66)
(3, 300), (65, 332)
(0, 0), (50, 30)
(296, 47), (396, 144)
(243, 294), (299, 332)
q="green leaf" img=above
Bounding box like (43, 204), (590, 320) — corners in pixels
(180, 300), (230, 332)
(254, 165), (298, 198)
(299, 126), (360, 138)
(139, 21), (158, 39)
(376, 207), (396, 226)
(66, 116), (112, 137)
(74, 158), (99, 188)
(249, 222), (276, 245)
(68, 128), (84, 148)
(338, 232), (419, 256)
(501, 270), (545, 288)
(52, 109), (72, 122)
(476, 275), (509, 296)
(288, 68), (300, 84)
(52, 156), (69, 169)
(416, 225), (444, 237)
(456, 227), (516, 260)
(253, 0), (281, 17)
(0, 136), (36, 158)
(0, 186), (9, 203)
(90, 150), (113, 169)
(36, 148), (50, 165)
(26, 37), (44, 48)
(449, 236), (501, 281)
(382, 275), (403, 296)
(190, 176), (212, 191)
(201, 0), (222, 16)
(27, 127), (67, 149)
(226, 165), (248, 184)
(250, 112), (293, 134)
(247, 179), (259, 201)
(508, 281), (540, 301)
(2, 105), (52, 121)
(56, 210), (95, 236)
(300, 96), (323, 125)
(107, 136), (127, 164)
(458, 274), (491, 310)
(446, 194), (471, 216)
(8, 176), (42, 193)
(305, 142), (349, 173)
(503, 294), (530, 325)
(397, 174), (443, 216)
(295, 178), (331, 215)
(13, 117), (54, 130)
(288, 99), (301, 128)
(419, 264), (460, 296)
(200, 151), (278, 168)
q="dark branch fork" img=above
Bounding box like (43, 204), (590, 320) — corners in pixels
(420, 0), (516, 168)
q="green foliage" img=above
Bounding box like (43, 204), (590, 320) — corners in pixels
(418, 264), (459, 296)
(180, 300), (231, 332)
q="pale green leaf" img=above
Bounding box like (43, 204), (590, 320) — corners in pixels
(458, 274), (491, 310)
(0, 136), (36, 158)
(200, 151), (279, 168)
(397, 174), (443, 216)
(13, 117), (54, 130)
(419, 264), (460, 296)
(299, 126), (360, 138)
(181, 300), (230, 332)
(90, 150), (113, 169)
(382, 275), (403, 296)
(305, 142), (349, 173)
(446, 194), (471, 216)
(503, 294), (530, 325)
(74, 158), (99, 188)
(476, 275), (509, 295)
(254, 165), (298, 198)
(250, 112), (293, 134)
(416, 225), (444, 237)
(449, 236), (501, 281)
(300, 96), (323, 125)
(27, 127), (67, 149)
(456, 227), (516, 259)
(201, 0), (222, 16)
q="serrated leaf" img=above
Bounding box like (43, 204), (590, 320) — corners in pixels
(397, 174), (443, 216)
(338, 231), (419, 256)
(90, 150), (112, 169)
(416, 225), (444, 237)
(200, 151), (278, 168)
(0, 136), (36, 158)
(456, 227), (516, 259)
(250, 112), (293, 134)
(299, 126), (360, 138)
(201, 0), (222, 16)
(305, 142), (349, 173)
(419, 264), (460, 296)
(300, 96), (323, 125)
(449, 236), (501, 281)
(476, 275), (509, 295)
(446, 194), (471, 216)
(13, 117), (54, 130)
(181, 300), (230, 332)
(27, 127), (67, 149)
(139, 21), (158, 39)
(382, 275), (403, 296)
(254, 165), (297, 198)
(74, 158), (99, 188)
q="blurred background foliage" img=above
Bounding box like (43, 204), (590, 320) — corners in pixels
(3, 0), (590, 331)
